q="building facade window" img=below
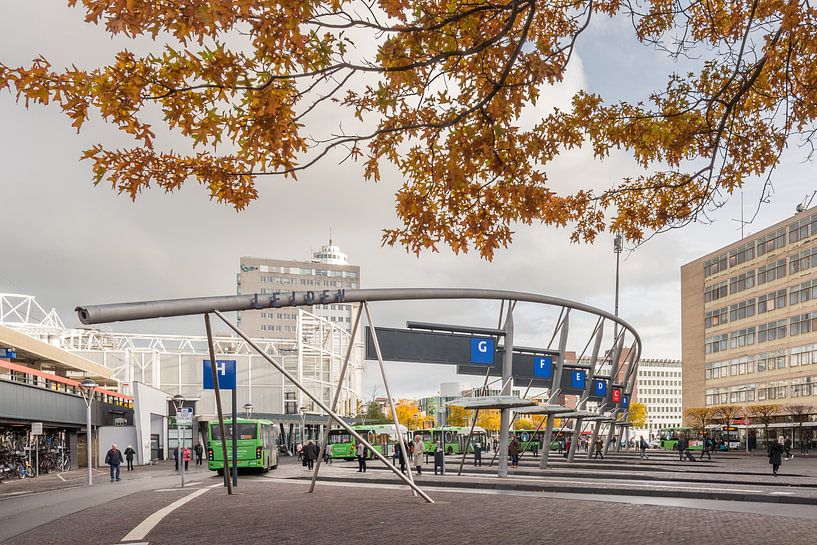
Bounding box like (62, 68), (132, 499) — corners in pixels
(757, 320), (786, 343)
(729, 270), (756, 295)
(704, 253), (728, 277)
(729, 327), (756, 349)
(790, 280), (817, 305)
(789, 214), (817, 243)
(790, 312), (817, 336)
(704, 280), (728, 303)
(705, 334), (729, 354)
(705, 307), (728, 328)
(729, 298), (756, 322)
(756, 228), (786, 256)
(729, 242), (755, 267)
(757, 259), (787, 285)
(758, 289), (786, 314)
(790, 246), (817, 274)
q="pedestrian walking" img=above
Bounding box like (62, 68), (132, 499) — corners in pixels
(105, 443), (124, 482)
(183, 446), (191, 471)
(123, 445), (136, 471)
(564, 438), (571, 458)
(172, 445), (179, 471)
(677, 436), (686, 461)
(473, 442), (482, 467)
(296, 442), (304, 462)
(769, 436), (785, 476)
(593, 438), (604, 460)
(194, 443), (204, 466)
(304, 440), (318, 470)
(395, 441), (407, 473)
(801, 433), (810, 455)
(700, 436), (712, 461)
(638, 435), (648, 460)
(509, 436), (521, 468)
(323, 443), (332, 465)
(784, 436), (793, 459)
(412, 435), (424, 475)
(356, 442), (367, 472)
(531, 440), (539, 457)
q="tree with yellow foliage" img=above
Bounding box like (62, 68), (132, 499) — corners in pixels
(627, 402), (648, 429)
(475, 410), (500, 432)
(3, 2), (814, 258)
(447, 406), (469, 427)
(513, 418), (533, 430)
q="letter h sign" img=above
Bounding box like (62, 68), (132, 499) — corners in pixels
(203, 360), (237, 390)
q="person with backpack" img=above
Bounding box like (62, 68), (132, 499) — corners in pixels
(593, 438), (604, 460)
(638, 435), (649, 460)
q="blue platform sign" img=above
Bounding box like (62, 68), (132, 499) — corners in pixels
(592, 378), (607, 397)
(469, 337), (495, 364)
(533, 356), (553, 378)
(203, 360), (237, 390)
(570, 369), (586, 389)
(621, 395), (630, 409)
(0, 348), (16, 359)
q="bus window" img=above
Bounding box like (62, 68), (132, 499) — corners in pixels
(328, 432), (353, 444)
(210, 423), (258, 441)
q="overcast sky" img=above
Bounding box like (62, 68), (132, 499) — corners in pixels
(1, 4), (814, 399)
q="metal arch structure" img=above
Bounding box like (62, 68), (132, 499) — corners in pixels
(76, 287), (643, 488)
(0, 293), (66, 336)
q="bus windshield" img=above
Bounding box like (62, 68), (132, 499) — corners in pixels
(210, 423), (257, 441)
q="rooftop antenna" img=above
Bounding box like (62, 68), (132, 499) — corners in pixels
(796, 191), (816, 214)
(731, 191), (751, 239)
(329, 227), (333, 246)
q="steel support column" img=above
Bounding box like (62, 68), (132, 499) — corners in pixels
(540, 310), (570, 468)
(497, 303), (514, 478)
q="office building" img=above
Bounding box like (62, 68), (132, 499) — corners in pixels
(682, 206), (817, 414)
(237, 241), (360, 340)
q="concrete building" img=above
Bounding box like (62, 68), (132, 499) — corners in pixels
(682, 205), (817, 414)
(236, 241), (361, 339)
(630, 358), (683, 440)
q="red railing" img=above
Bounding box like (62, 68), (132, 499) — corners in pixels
(0, 359), (133, 407)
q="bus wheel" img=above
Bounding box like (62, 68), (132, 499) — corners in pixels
(446, 446), (453, 455)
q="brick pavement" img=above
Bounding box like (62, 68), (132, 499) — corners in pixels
(8, 479), (816, 545)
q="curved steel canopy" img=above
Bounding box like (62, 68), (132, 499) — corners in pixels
(76, 287), (641, 349)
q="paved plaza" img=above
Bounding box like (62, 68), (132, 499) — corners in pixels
(2, 450), (817, 545)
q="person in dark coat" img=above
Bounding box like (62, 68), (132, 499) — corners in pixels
(124, 445), (136, 471)
(784, 436), (793, 459)
(769, 436), (785, 476)
(473, 443), (482, 467)
(304, 440), (319, 470)
(194, 443), (204, 465)
(105, 444), (124, 482)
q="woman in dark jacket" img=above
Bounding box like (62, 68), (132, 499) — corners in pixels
(769, 437), (784, 476)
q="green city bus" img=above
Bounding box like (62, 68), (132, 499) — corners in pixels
(658, 427), (696, 450)
(207, 418), (279, 474)
(411, 426), (488, 455)
(327, 424), (408, 460)
(511, 428), (573, 451)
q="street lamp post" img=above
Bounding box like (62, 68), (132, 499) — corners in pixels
(738, 386), (750, 454)
(79, 379), (97, 486)
(172, 394), (186, 487)
(613, 234), (623, 337)
(243, 402), (254, 419)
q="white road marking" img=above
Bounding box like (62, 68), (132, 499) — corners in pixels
(121, 488), (209, 542)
